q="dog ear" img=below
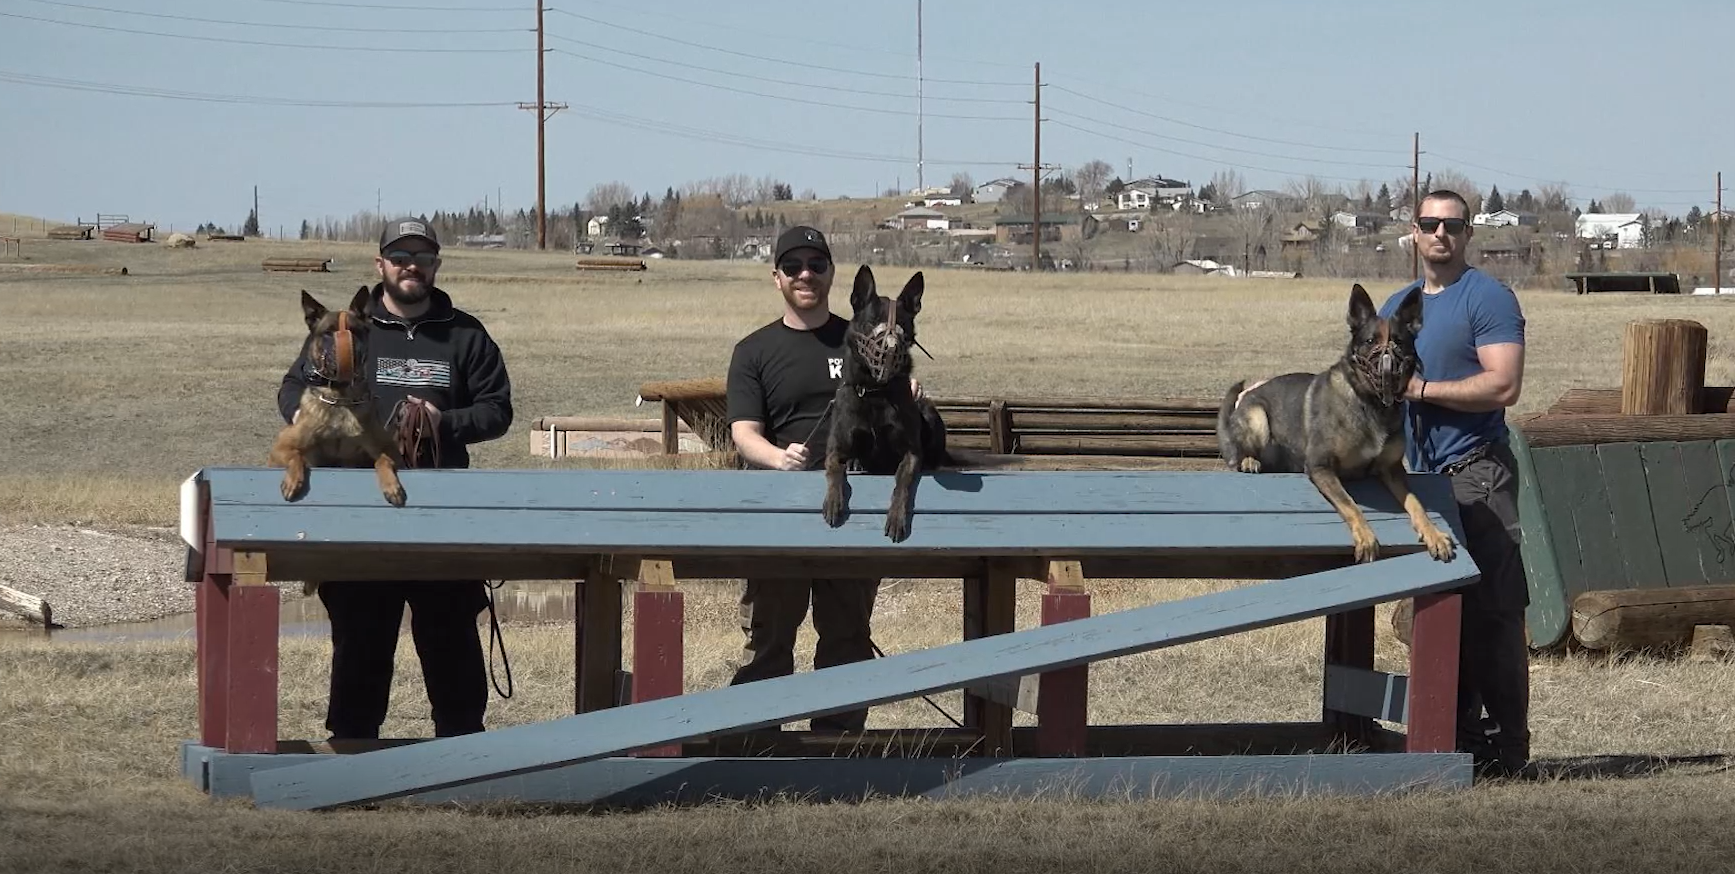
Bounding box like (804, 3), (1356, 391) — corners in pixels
(1346, 283), (1376, 330)
(897, 271), (924, 316)
(850, 263), (876, 314)
(1393, 286), (1424, 335)
(347, 285), (371, 319)
(300, 290), (327, 331)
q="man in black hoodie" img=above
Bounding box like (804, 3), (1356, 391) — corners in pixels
(276, 217), (513, 740)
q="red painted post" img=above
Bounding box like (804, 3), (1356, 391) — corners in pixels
(1036, 560), (1091, 757)
(1405, 591), (1462, 753)
(224, 551), (280, 754)
(196, 492), (230, 750)
(630, 571), (684, 757)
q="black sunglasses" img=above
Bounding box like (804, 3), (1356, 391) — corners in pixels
(778, 256), (830, 277)
(1415, 217), (1468, 235)
(383, 250), (438, 267)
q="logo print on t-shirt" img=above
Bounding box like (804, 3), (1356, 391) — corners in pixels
(828, 357), (842, 379)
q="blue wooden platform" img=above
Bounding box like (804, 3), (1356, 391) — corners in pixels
(180, 465), (1479, 811)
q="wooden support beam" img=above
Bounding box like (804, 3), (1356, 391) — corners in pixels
(1038, 559), (1090, 758)
(629, 558), (682, 757)
(1405, 591), (1462, 753)
(962, 559), (1020, 756)
(1323, 665), (1410, 724)
(1323, 605), (1376, 744)
(227, 550), (279, 754)
(576, 563), (624, 714)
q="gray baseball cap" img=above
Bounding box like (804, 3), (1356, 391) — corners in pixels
(379, 217), (440, 252)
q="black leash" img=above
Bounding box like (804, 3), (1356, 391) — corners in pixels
(483, 579), (514, 699)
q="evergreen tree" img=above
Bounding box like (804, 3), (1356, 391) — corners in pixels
(1486, 185), (1504, 213)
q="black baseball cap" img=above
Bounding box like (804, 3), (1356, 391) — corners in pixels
(774, 225), (830, 264)
(379, 217), (440, 253)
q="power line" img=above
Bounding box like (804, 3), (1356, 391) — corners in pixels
(0, 69), (519, 107)
(239, 0), (518, 10)
(1425, 151), (1707, 196)
(543, 32), (1022, 104)
(0, 10), (524, 51)
(1048, 84), (1408, 157)
(16, 0), (525, 32)
(549, 48), (1022, 121)
(546, 7), (1023, 86)
(1044, 106), (1411, 172)
(555, 0), (1031, 69)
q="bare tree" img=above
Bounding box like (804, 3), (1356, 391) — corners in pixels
(585, 181), (635, 214)
(1209, 169), (1245, 207)
(949, 171), (974, 197)
(1602, 191), (1637, 213)
(1428, 169), (1481, 214)
(1074, 159), (1114, 207)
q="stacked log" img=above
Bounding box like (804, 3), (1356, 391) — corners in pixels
(47, 225), (95, 240)
(100, 223), (154, 243)
(576, 257), (646, 271)
(1517, 318), (1721, 447)
(262, 258), (332, 273)
(934, 395), (1220, 457)
(1572, 587), (1735, 652)
(1621, 319), (1707, 415)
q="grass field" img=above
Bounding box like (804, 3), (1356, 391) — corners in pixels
(5, 233), (1735, 871)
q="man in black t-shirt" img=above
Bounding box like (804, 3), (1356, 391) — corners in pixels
(724, 225), (884, 732)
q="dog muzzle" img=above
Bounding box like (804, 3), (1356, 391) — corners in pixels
(306, 311), (363, 386)
(851, 322), (912, 384)
(1357, 340), (1412, 407)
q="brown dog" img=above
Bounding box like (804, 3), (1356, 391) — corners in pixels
(269, 288), (406, 507)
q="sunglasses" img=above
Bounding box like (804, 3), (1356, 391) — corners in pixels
(778, 256), (831, 277)
(1414, 217), (1468, 235)
(383, 250), (438, 268)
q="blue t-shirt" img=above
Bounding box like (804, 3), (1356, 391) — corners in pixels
(1378, 267), (1525, 473)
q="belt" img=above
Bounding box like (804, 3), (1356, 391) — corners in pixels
(1440, 442), (1496, 476)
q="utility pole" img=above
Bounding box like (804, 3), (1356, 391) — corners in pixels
(1718, 171), (1724, 296)
(1411, 132), (1421, 280)
(253, 185), (259, 237)
(1017, 62), (1058, 271)
(916, 0), (923, 194)
(518, 0), (567, 249)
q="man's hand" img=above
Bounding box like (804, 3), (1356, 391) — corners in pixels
(778, 442), (810, 471)
(909, 376), (925, 400)
(408, 396), (443, 429)
(1406, 375), (1426, 402)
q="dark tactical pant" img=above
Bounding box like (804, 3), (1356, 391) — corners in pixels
(1444, 440), (1532, 766)
(317, 580), (490, 740)
(729, 578), (880, 731)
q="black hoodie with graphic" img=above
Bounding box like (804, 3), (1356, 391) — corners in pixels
(276, 283), (513, 469)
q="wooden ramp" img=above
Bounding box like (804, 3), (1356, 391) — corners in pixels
(249, 548), (1477, 810)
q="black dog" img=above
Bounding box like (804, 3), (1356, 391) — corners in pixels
(821, 264), (949, 542)
(1217, 283), (1456, 564)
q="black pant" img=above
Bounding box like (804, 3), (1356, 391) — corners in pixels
(317, 580), (490, 740)
(1445, 441), (1532, 764)
(729, 578), (880, 731)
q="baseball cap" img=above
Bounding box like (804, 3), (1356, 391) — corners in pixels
(773, 225), (830, 264)
(379, 217), (440, 253)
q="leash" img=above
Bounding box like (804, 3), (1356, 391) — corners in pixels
(391, 396), (513, 701)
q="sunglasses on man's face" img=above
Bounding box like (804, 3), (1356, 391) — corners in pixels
(778, 256), (830, 277)
(383, 250), (438, 268)
(1414, 217), (1468, 235)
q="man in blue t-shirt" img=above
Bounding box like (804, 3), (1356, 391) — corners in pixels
(1380, 189), (1534, 780)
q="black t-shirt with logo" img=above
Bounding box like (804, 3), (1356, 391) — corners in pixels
(726, 314), (849, 463)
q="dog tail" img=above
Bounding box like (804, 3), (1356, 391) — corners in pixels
(1217, 379), (1246, 462)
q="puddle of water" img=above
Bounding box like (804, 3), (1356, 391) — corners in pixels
(6, 581), (581, 645)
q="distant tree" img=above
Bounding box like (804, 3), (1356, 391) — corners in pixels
(243, 208), (260, 237)
(1104, 176), (1125, 197)
(1486, 185), (1504, 213)
(949, 172), (973, 197)
(1512, 189), (1536, 212)
(299, 219), (311, 240)
(773, 183), (794, 201)
(1073, 159), (1114, 205)
(1587, 199), (1603, 213)
(1602, 192), (1636, 213)
(1688, 205), (1704, 226)
(1376, 183), (1391, 210)
(1197, 182), (1218, 205)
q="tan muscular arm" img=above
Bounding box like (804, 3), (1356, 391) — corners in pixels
(1406, 342), (1524, 413)
(731, 420), (809, 471)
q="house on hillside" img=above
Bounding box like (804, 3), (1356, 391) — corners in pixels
(885, 206), (952, 231)
(1473, 209), (1539, 228)
(972, 177), (1021, 203)
(1116, 177), (1192, 211)
(922, 190), (965, 207)
(1576, 212), (1645, 248)
(993, 213), (1097, 244)
(586, 216), (610, 238)
(1232, 189), (1292, 211)
(1330, 211), (1385, 234)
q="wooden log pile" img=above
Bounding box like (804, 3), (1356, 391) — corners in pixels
(262, 258), (332, 273)
(100, 223), (155, 243)
(934, 395), (1220, 457)
(0, 583), (53, 629)
(1572, 586), (1735, 653)
(47, 224), (95, 240)
(576, 257), (647, 272)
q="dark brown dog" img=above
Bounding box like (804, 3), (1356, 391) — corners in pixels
(1216, 283), (1454, 564)
(269, 288), (406, 507)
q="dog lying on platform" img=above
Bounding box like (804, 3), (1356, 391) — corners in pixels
(821, 264), (950, 543)
(1216, 283), (1455, 564)
(269, 288), (407, 507)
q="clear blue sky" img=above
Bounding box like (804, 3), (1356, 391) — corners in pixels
(2, 0), (1729, 233)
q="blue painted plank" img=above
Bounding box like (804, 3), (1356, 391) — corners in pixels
(195, 466), (1458, 518)
(212, 506), (1455, 557)
(207, 751), (1470, 805)
(249, 549), (1478, 810)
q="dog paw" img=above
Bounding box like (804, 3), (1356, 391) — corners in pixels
(383, 483), (407, 508)
(822, 493), (846, 528)
(884, 511), (911, 543)
(281, 472), (307, 502)
(1421, 527), (1457, 562)
(1352, 530), (1381, 564)
(1237, 457), (1262, 474)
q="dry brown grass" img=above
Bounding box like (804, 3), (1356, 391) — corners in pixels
(6, 237), (1735, 871)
